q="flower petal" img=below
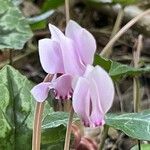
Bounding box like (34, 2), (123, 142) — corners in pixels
(90, 80), (105, 127)
(60, 37), (85, 76)
(91, 66), (115, 113)
(73, 77), (91, 126)
(83, 65), (94, 78)
(31, 82), (50, 102)
(49, 23), (64, 41)
(39, 39), (64, 74)
(53, 74), (73, 100)
(66, 20), (96, 65)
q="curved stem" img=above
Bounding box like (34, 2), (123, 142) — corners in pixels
(64, 106), (74, 150)
(32, 74), (52, 150)
(32, 102), (45, 150)
(100, 9), (150, 57)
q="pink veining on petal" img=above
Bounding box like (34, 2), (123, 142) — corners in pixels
(73, 65), (115, 127)
(52, 74), (73, 100)
(73, 77), (92, 126)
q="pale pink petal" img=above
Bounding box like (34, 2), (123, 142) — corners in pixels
(90, 80), (105, 127)
(39, 39), (64, 74)
(66, 20), (96, 65)
(91, 66), (115, 113)
(49, 24), (64, 41)
(73, 77), (91, 126)
(66, 20), (82, 39)
(53, 74), (73, 100)
(83, 65), (94, 78)
(31, 82), (50, 102)
(60, 37), (85, 76)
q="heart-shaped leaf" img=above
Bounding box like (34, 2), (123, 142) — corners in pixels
(0, 65), (68, 149)
(106, 110), (150, 141)
(0, 0), (33, 50)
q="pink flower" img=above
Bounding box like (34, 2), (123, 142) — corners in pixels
(31, 20), (96, 102)
(73, 65), (114, 127)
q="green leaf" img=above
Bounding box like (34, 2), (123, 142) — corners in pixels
(94, 54), (150, 80)
(41, 111), (79, 149)
(28, 10), (54, 30)
(12, 0), (23, 6)
(42, 0), (64, 12)
(0, 65), (34, 149)
(0, 65), (68, 149)
(106, 110), (150, 141)
(42, 111), (79, 129)
(0, 0), (33, 50)
(131, 144), (150, 150)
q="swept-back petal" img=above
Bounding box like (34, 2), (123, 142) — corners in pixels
(53, 74), (73, 100)
(66, 20), (82, 39)
(91, 66), (115, 113)
(60, 37), (85, 76)
(39, 39), (64, 74)
(49, 24), (64, 40)
(90, 80), (105, 127)
(66, 20), (96, 65)
(83, 65), (94, 78)
(73, 77), (91, 126)
(31, 82), (50, 102)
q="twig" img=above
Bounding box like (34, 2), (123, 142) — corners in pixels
(100, 9), (150, 57)
(32, 74), (52, 150)
(105, 7), (124, 57)
(0, 48), (37, 69)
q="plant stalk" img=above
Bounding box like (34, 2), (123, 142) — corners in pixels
(65, 0), (70, 24)
(133, 35), (143, 112)
(63, 1), (73, 150)
(32, 74), (52, 150)
(133, 35), (143, 150)
(64, 106), (74, 150)
(99, 125), (109, 150)
(100, 9), (150, 57)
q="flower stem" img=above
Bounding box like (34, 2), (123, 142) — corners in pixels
(133, 35), (143, 150)
(32, 102), (45, 150)
(32, 74), (52, 150)
(99, 125), (109, 150)
(100, 9), (150, 57)
(64, 106), (74, 150)
(64, 1), (73, 149)
(133, 35), (143, 112)
(65, 0), (70, 24)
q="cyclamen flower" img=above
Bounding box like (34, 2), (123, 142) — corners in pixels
(31, 20), (96, 102)
(73, 65), (114, 127)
